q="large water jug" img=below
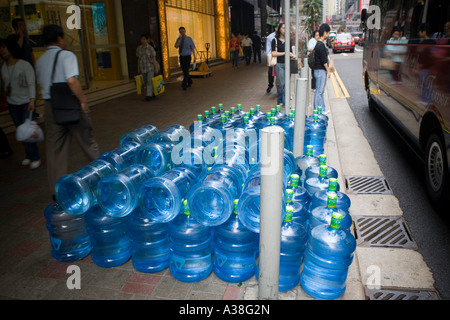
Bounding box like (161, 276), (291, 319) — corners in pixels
(295, 145), (319, 185)
(97, 164), (152, 218)
(304, 113), (327, 156)
(300, 211), (356, 300)
(305, 154), (338, 181)
(135, 140), (174, 177)
(44, 203), (91, 262)
(140, 167), (198, 223)
(278, 207), (308, 292)
(128, 207), (170, 273)
(310, 178), (351, 213)
(287, 174), (311, 207)
(316, 106), (329, 126)
(55, 160), (117, 215)
(285, 188), (308, 229)
(237, 173), (287, 233)
(271, 105), (288, 124)
(98, 141), (140, 172)
(213, 199), (259, 283)
(187, 163), (246, 226)
(151, 125), (189, 145)
(308, 194), (353, 234)
(305, 165), (340, 197)
(169, 200), (212, 282)
(173, 146), (208, 180)
(85, 205), (131, 268)
(189, 114), (204, 133)
(281, 113), (295, 152)
(120, 124), (159, 146)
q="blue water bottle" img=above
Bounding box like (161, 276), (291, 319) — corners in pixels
(281, 113), (295, 152)
(304, 113), (327, 156)
(287, 174), (311, 207)
(305, 154), (338, 181)
(139, 167), (198, 223)
(55, 160), (118, 215)
(305, 165), (340, 197)
(98, 141), (141, 172)
(128, 207), (170, 273)
(169, 200), (212, 282)
(278, 207), (308, 292)
(310, 178), (351, 213)
(97, 164), (153, 218)
(213, 199), (259, 283)
(85, 205), (131, 268)
(308, 194), (353, 234)
(300, 210), (356, 300)
(120, 124), (159, 146)
(44, 203), (91, 262)
(296, 145), (319, 186)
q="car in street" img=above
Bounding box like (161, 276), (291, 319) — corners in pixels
(332, 33), (355, 53)
(327, 31), (337, 48)
(351, 32), (363, 44)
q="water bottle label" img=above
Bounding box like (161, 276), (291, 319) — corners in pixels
(319, 165), (328, 177)
(319, 154), (327, 165)
(306, 145), (313, 155)
(290, 174), (299, 187)
(286, 189), (294, 203)
(330, 211), (343, 229)
(329, 178), (338, 191)
(50, 237), (62, 251)
(327, 194), (337, 209)
(284, 211), (293, 222)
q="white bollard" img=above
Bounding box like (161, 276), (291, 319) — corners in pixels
(293, 77), (308, 158)
(258, 126), (285, 300)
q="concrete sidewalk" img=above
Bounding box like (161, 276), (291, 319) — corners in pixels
(0, 57), (438, 300)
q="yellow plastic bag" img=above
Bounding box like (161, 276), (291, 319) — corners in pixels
(135, 74), (144, 95)
(152, 74), (165, 96)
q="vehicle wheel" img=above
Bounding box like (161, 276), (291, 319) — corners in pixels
(333, 49), (336, 54)
(350, 49), (354, 53)
(424, 132), (449, 209)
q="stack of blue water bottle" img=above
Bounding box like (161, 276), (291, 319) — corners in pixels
(44, 103), (355, 299)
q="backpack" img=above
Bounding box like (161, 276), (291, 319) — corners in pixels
(307, 43), (316, 69)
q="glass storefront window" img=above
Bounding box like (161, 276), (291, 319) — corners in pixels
(166, 1), (217, 69)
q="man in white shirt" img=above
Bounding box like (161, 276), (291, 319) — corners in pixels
(265, 26), (277, 93)
(36, 24), (99, 198)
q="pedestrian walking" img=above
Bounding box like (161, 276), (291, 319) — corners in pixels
(265, 26), (277, 93)
(308, 30), (319, 90)
(229, 32), (240, 68)
(313, 23), (332, 112)
(35, 24), (99, 197)
(136, 33), (157, 101)
(271, 23), (295, 107)
(241, 34), (253, 65)
(252, 31), (261, 63)
(8, 18), (35, 67)
(174, 27), (196, 90)
(0, 38), (40, 169)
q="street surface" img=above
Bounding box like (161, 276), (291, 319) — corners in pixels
(330, 47), (450, 300)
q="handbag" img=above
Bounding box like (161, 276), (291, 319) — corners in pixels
(152, 74), (165, 96)
(16, 112), (44, 143)
(50, 50), (81, 125)
(267, 38), (278, 67)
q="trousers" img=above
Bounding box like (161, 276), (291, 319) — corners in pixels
(44, 101), (99, 194)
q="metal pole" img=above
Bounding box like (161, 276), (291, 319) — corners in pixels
(284, 0), (291, 114)
(258, 126), (285, 300)
(295, 0), (299, 57)
(293, 77), (308, 158)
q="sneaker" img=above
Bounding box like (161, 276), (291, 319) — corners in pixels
(30, 160), (41, 169)
(22, 159), (31, 166)
(266, 86), (273, 93)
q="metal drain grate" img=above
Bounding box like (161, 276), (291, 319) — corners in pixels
(365, 287), (440, 300)
(354, 216), (417, 249)
(345, 176), (392, 194)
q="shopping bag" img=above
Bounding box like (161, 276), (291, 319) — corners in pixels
(16, 113), (44, 143)
(135, 74), (144, 95)
(152, 74), (165, 96)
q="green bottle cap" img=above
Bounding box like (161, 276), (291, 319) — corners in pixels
(204, 110), (210, 117)
(250, 108), (255, 115)
(327, 193), (338, 209)
(330, 211), (343, 229)
(211, 106), (216, 114)
(290, 174), (299, 187)
(233, 199), (239, 214)
(197, 114), (202, 121)
(319, 154), (327, 165)
(313, 113), (319, 122)
(291, 109), (295, 115)
(256, 104), (261, 111)
(319, 165), (328, 178)
(237, 104), (242, 111)
(219, 103), (223, 111)
(244, 116), (249, 124)
(271, 107), (276, 115)
(183, 199), (190, 215)
(328, 178), (338, 191)
(318, 106), (323, 114)
(221, 115), (226, 123)
(231, 107), (235, 114)
(270, 117), (275, 125)
(285, 207), (294, 222)
(306, 145), (314, 156)
(286, 189), (294, 203)
(289, 113), (294, 121)
(276, 105), (281, 112)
